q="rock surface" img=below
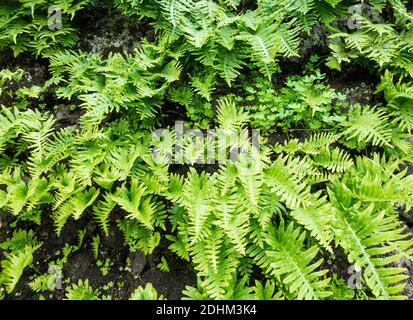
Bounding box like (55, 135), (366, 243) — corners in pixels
(130, 251), (147, 276)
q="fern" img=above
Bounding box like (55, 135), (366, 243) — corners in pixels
(376, 70), (413, 134)
(343, 105), (393, 148)
(92, 194), (116, 236)
(65, 279), (99, 300)
(117, 218), (161, 254)
(191, 228), (241, 299)
(265, 155), (312, 209)
(0, 231), (41, 294)
(251, 220), (331, 299)
(290, 193), (336, 252)
(53, 187), (99, 234)
(1, 0), (413, 302)
(312, 147), (353, 173)
(129, 283), (164, 300)
(330, 200), (412, 299)
(0, 0), (89, 56)
(327, 4), (413, 76)
(91, 235), (100, 259)
(112, 180), (166, 230)
(216, 98), (249, 135)
(0, 247), (36, 293)
(180, 169), (216, 242)
(328, 157), (413, 299)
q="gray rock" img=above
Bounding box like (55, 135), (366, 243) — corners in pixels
(407, 162), (413, 176)
(64, 252), (94, 280)
(86, 221), (97, 234)
(329, 80), (375, 106)
(130, 250), (147, 275)
(339, 81), (374, 105)
(55, 105), (70, 121)
(77, 14), (142, 56)
(300, 23), (330, 57)
(54, 104), (81, 127)
(396, 257), (413, 299)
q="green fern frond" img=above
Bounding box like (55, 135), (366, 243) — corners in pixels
(93, 194), (116, 236)
(181, 169), (216, 242)
(0, 238), (41, 294)
(290, 193), (335, 252)
(264, 221), (331, 299)
(329, 200), (412, 299)
(65, 279), (99, 300)
(117, 219), (161, 254)
(214, 190), (250, 255)
(300, 132), (340, 154)
(129, 283), (164, 300)
(312, 147), (353, 173)
(91, 235), (100, 259)
(216, 98), (249, 134)
(191, 228), (241, 299)
(343, 106), (393, 148)
(265, 155), (312, 209)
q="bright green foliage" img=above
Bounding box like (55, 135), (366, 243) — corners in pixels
(65, 279), (99, 300)
(163, 103), (334, 299)
(0, 0), (90, 56)
(129, 283), (164, 300)
(342, 105), (393, 148)
(327, 1), (413, 77)
(91, 235), (100, 259)
(376, 71), (413, 134)
(328, 156), (413, 299)
(48, 44), (182, 127)
(115, 0), (302, 84)
(261, 221), (331, 299)
(0, 230), (42, 293)
(224, 69), (347, 132)
(0, 0), (413, 302)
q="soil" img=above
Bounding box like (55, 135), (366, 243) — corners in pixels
(74, 9), (152, 57)
(2, 212), (196, 300)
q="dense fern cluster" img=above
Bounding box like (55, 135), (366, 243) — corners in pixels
(0, 0), (90, 56)
(115, 0), (302, 83)
(0, 0), (413, 301)
(327, 0), (413, 77)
